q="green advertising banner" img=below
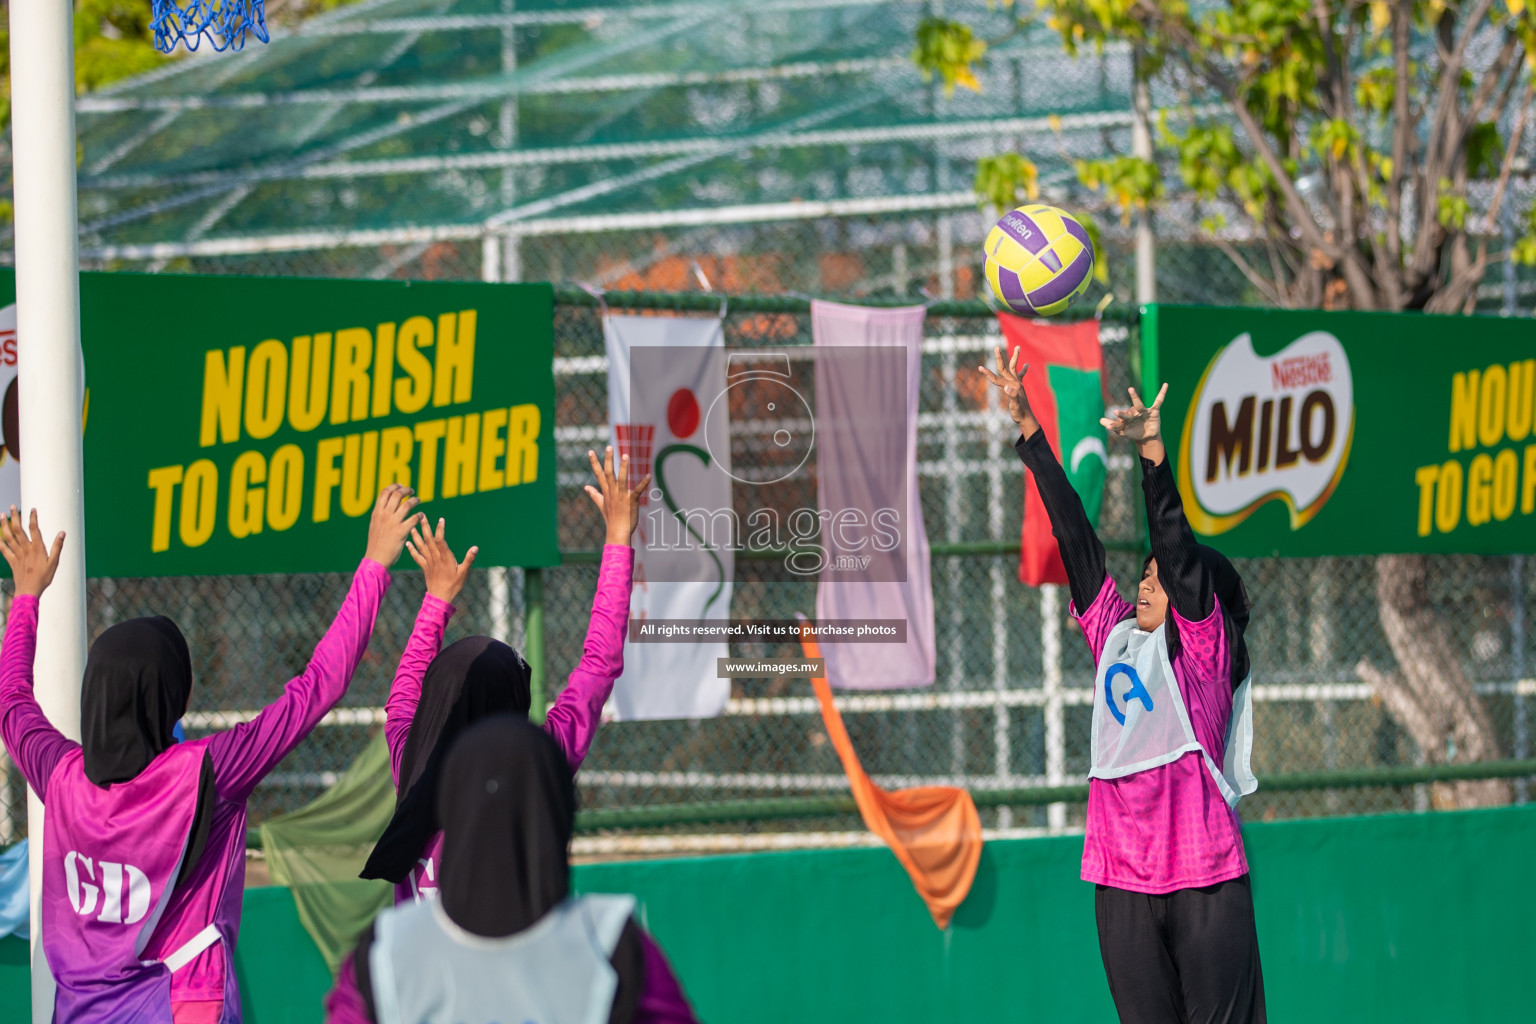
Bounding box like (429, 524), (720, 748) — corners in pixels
(0, 271), (557, 575)
(1144, 304), (1536, 556)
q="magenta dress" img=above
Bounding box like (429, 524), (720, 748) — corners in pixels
(325, 544), (700, 1023)
(1074, 576), (1249, 892)
(384, 544), (634, 905)
(43, 739), (211, 1022)
(1, 559), (391, 1023)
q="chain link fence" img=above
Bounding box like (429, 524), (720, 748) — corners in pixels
(9, 0), (1532, 853)
(3, 270), (1533, 852)
(121, 220), (1270, 310)
(547, 297), (1536, 850)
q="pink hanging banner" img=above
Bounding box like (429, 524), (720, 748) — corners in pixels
(810, 301), (935, 689)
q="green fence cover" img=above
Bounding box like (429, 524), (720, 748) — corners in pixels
(258, 731), (395, 974)
(582, 805), (1536, 1023)
(5, 804), (1535, 1021)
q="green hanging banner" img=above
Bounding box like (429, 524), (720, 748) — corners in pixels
(1143, 304), (1536, 557)
(0, 271), (558, 576)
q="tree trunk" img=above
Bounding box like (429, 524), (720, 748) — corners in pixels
(1356, 555), (1510, 808)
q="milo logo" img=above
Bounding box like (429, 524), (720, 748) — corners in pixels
(1177, 331), (1354, 534)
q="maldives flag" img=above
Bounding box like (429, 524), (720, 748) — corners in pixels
(997, 314), (1107, 587)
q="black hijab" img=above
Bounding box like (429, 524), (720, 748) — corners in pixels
(1145, 546), (1252, 690)
(80, 617), (214, 884)
(437, 716), (574, 935)
(353, 717), (642, 1023)
(1195, 544), (1252, 689)
(360, 636), (531, 882)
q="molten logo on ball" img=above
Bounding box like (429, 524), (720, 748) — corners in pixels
(983, 204), (1095, 318)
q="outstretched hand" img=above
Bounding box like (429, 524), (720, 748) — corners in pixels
(976, 345), (1039, 437)
(1101, 384), (1170, 464)
(586, 446), (651, 547)
(364, 484), (424, 567)
(0, 507), (64, 598)
(407, 518), (477, 605)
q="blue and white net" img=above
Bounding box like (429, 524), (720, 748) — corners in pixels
(152, 0), (268, 53)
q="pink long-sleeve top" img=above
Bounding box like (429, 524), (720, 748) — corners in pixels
(384, 543), (634, 906)
(1075, 576), (1248, 893)
(326, 543), (696, 1021)
(0, 558), (391, 1024)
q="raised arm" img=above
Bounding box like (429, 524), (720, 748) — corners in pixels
(208, 485), (421, 800)
(545, 543), (633, 768)
(544, 446), (645, 769)
(1102, 385), (1213, 622)
(385, 519), (477, 783)
(978, 348), (1107, 613)
(0, 509), (76, 798)
(383, 595), (453, 785)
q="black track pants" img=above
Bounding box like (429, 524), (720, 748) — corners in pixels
(1094, 874), (1266, 1024)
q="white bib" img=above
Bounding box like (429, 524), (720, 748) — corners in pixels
(1089, 618), (1257, 807)
(369, 894), (636, 1024)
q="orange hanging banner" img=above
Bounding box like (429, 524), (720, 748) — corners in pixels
(799, 629), (983, 929)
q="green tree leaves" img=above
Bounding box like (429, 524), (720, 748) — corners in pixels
(975, 154), (1040, 210)
(0, 0), (370, 135)
(916, 0), (1536, 312)
(1465, 122), (1506, 180)
(73, 0), (164, 94)
(911, 17), (988, 95)
(1075, 155), (1161, 223)
(1, 1), (166, 135)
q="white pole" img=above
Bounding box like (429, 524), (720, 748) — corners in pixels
(486, 0), (521, 653)
(1132, 49), (1156, 306)
(9, 2), (90, 1020)
(988, 402), (1011, 827)
(1041, 584), (1065, 831)
(479, 235), (516, 649)
(481, 234), (502, 284)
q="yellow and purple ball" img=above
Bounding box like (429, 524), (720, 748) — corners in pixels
(983, 204), (1094, 317)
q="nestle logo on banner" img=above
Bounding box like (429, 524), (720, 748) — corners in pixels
(1177, 332), (1354, 535)
(1270, 353), (1333, 390)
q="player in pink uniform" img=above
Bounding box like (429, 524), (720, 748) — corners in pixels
(0, 486), (421, 1024)
(980, 348), (1264, 1024)
(327, 447), (697, 1020)
(359, 446), (647, 898)
(328, 717), (698, 1024)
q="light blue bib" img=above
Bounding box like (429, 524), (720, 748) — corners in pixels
(1089, 619), (1257, 807)
(369, 894), (636, 1024)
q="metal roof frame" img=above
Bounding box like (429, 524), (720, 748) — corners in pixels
(56, 0), (1160, 275)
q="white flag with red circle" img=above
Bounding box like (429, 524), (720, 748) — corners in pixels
(604, 314), (733, 719)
